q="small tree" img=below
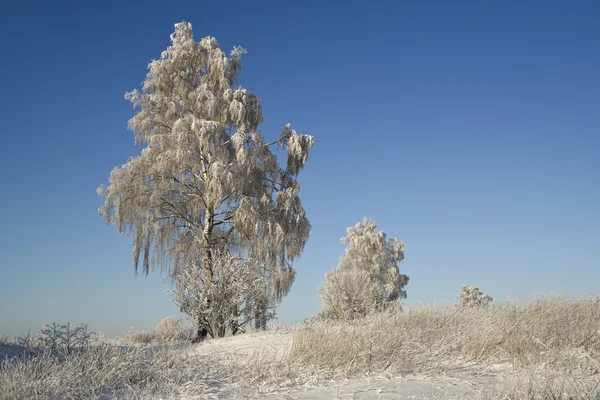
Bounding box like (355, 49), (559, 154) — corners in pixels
(98, 22), (313, 339)
(318, 217), (408, 320)
(39, 322), (94, 355)
(457, 285), (493, 308)
(167, 252), (273, 340)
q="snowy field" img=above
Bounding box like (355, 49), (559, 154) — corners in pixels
(2, 297), (600, 399)
(184, 328), (515, 399)
(0, 329), (513, 399)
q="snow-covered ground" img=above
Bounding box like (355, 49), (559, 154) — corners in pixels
(2, 328), (598, 399)
(186, 328), (515, 399)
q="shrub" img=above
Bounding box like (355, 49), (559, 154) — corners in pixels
(114, 320), (194, 346)
(154, 316), (189, 342)
(457, 284), (493, 308)
(318, 269), (381, 320)
(318, 218), (408, 320)
(39, 322), (94, 354)
(167, 252), (274, 338)
(121, 329), (155, 345)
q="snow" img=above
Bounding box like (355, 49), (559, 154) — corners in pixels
(186, 328), (513, 399)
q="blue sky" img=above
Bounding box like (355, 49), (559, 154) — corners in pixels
(0, 0), (598, 338)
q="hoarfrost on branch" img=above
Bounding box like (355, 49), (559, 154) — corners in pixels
(98, 22), (313, 336)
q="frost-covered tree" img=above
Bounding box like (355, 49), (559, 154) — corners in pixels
(167, 252), (272, 339)
(457, 285), (493, 308)
(318, 218), (408, 320)
(98, 22), (313, 339)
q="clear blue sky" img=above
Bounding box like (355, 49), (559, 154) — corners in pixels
(1, 0), (598, 338)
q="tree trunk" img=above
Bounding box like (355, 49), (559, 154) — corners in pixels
(193, 210), (215, 343)
(254, 297), (267, 330)
(230, 304), (240, 335)
(202, 212), (215, 283)
(192, 326), (208, 343)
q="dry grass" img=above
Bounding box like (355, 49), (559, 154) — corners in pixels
(2, 296), (600, 399)
(95, 321), (196, 347)
(476, 366), (600, 399)
(0, 322), (302, 399)
(291, 295), (600, 397)
(0, 343), (206, 399)
(0, 320), (208, 400)
(293, 296), (600, 374)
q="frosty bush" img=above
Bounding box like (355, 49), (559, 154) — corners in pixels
(121, 329), (155, 345)
(318, 269), (381, 320)
(167, 252), (273, 339)
(457, 284), (493, 308)
(153, 316), (188, 342)
(5, 323), (96, 362)
(318, 218), (408, 320)
(39, 322), (94, 355)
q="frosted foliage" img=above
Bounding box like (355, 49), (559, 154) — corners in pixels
(318, 218), (408, 320)
(318, 269), (381, 320)
(153, 316), (184, 340)
(167, 252), (272, 338)
(457, 285), (493, 308)
(98, 22), (313, 334)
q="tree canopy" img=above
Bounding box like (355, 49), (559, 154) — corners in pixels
(98, 22), (314, 336)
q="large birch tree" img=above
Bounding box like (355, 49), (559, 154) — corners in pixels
(98, 22), (313, 339)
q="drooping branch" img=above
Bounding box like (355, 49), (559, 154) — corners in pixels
(99, 21), (313, 338)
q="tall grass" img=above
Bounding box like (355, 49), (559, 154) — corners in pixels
(293, 296), (600, 373)
(1, 344), (205, 400)
(291, 295), (600, 397)
(0, 319), (208, 400)
(2, 296), (600, 399)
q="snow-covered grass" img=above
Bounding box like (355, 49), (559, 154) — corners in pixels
(292, 295), (600, 398)
(294, 295), (600, 373)
(0, 343), (204, 399)
(97, 319), (195, 347)
(2, 295), (600, 399)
